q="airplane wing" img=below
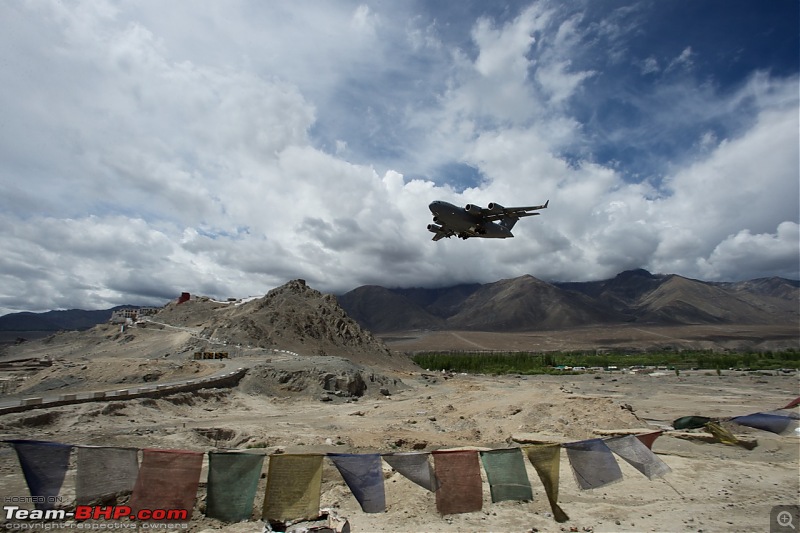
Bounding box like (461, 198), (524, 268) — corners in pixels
(482, 200), (549, 221)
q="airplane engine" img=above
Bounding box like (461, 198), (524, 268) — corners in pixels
(427, 224), (443, 233)
(487, 202), (505, 213)
(465, 203), (483, 214)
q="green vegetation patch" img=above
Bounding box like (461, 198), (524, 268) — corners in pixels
(411, 349), (800, 375)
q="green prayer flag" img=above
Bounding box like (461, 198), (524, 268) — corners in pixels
(479, 448), (533, 503)
(207, 452), (264, 522)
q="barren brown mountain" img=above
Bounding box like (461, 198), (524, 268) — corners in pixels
(445, 274), (625, 330)
(335, 285), (445, 332)
(337, 269), (799, 333)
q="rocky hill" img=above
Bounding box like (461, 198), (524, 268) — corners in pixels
(154, 279), (401, 368)
(2, 280), (410, 371)
(337, 270), (800, 332)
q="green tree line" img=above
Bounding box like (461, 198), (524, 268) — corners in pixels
(411, 349), (799, 375)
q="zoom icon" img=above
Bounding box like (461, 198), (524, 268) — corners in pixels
(772, 505), (800, 533)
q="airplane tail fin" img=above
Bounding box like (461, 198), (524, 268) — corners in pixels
(498, 216), (519, 231)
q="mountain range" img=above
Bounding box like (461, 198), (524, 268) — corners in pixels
(1, 270), (797, 335)
(0, 306), (133, 333)
(335, 269), (800, 333)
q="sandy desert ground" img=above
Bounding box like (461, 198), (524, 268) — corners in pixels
(0, 345), (798, 533)
(379, 324), (800, 353)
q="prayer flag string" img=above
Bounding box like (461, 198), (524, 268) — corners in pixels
(5, 395), (795, 525)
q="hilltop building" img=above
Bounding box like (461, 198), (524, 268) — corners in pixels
(109, 307), (160, 324)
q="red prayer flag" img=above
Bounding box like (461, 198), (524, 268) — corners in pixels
(432, 450), (482, 515)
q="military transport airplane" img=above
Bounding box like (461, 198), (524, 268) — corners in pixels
(427, 200), (549, 241)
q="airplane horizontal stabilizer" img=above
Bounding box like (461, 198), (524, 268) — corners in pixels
(516, 200), (548, 211)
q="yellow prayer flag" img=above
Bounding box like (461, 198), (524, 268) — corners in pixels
(523, 444), (569, 523)
(262, 454), (324, 523)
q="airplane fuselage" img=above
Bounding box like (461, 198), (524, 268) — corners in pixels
(428, 201), (513, 239)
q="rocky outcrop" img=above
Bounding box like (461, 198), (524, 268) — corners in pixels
(155, 279), (412, 369)
(239, 356), (406, 400)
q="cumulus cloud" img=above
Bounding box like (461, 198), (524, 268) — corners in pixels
(698, 222), (800, 280)
(653, 82), (799, 277)
(0, 1), (797, 315)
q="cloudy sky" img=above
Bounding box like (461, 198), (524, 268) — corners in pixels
(1, 0), (798, 314)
